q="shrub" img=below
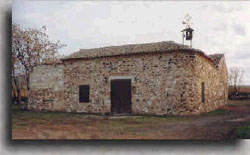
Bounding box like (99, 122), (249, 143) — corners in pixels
(204, 109), (227, 115)
(236, 126), (250, 139)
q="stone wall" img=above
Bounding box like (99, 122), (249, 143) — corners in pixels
(193, 55), (228, 113)
(62, 51), (202, 115)
(28, 51), (228, 116)
(28, 64), (65, 111)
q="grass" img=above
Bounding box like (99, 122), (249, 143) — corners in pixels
(228, 100), (250, 106)
(236, 126), (250, 139)
(11, 100), (250, 140)
(203, 109), (227, 116)
(11, 104), (198, 139)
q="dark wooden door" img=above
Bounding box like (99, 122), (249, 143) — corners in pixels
(111, 79), (132, 114)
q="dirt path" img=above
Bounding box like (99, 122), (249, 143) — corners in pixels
(12, 100), (250, 140)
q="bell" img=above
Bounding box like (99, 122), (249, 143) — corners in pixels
(185, 27), (194, 40)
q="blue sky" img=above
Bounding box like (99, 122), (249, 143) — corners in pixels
(12, 1), (250, 84)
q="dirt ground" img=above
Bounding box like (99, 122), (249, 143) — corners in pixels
(12, 100), (250, 140)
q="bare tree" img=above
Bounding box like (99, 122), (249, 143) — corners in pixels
(228, 66), (244, 94)
(12, 24), (66, 92)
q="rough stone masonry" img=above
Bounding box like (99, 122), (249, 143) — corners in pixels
(28, 41), (228, 116)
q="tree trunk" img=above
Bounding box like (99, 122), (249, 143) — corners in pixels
(12, 85), (17, 103)
(12, 65), (22, 104)
(13, 77), (21, 105)
(26, 72), (30, 91)
(17, 86), (21, 105)
(234, 84), (237, 94)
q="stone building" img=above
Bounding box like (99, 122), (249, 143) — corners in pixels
(28, 41), (228, 116)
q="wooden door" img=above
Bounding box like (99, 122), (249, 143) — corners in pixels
(111, 79), (132, 114)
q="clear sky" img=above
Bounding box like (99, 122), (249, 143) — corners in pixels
(12, 1), (250, 84)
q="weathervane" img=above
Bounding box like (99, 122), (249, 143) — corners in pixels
(181, 14), (194, 47)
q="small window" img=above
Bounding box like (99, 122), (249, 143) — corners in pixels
(202, 82), (205, 103)
(79, 85), (90, 103)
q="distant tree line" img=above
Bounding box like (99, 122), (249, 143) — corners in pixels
(228, 66), (249, 100)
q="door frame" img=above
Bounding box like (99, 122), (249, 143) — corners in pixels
(109, 76), (135, 115)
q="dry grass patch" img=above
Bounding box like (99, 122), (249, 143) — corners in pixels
(11, 100), (250, 140)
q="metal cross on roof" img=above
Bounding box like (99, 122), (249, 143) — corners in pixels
(182, 14), (193, 28)
(181, 14), (194, 47)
